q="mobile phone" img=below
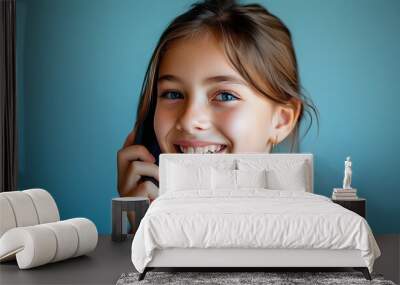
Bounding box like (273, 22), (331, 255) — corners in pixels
(133, 118), (161, 188)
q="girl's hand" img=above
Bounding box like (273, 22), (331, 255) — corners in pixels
(117, 129), (159, 202)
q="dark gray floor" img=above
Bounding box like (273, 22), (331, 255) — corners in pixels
(0, 235), (134, 285)
(374, 234), (400, 284)
(1, 235), (399, 285)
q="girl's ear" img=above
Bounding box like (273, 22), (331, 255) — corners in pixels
(271, 98), (301, 144)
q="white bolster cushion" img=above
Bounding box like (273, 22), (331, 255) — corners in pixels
(0, 191), (39, 228)
(66, 218), (98, 257)
(42, 221), (79, 262)
(0, 218), (98, 269)
(23, 189), (60, 224)
(0, 225), (57, 268)
(0, 189), (60, 238)
(0, 196), (17, 237)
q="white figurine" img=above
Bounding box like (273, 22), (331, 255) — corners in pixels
(342, 156), (352, 189)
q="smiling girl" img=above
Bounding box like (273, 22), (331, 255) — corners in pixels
(117, 0), (317, 205)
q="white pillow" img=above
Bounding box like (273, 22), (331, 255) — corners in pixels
(211, 168), (267, 190)
(236, 169), (267, 188)
(237, 159), (309, 192)
(265, 166), (308, 191)
(211, 168), (237, 190)
(167, 162), (212, 191)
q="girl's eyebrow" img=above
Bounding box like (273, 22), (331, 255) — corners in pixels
(157, 74), (247, 86)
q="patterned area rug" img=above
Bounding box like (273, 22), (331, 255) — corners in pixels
(116, 271), (396, 285)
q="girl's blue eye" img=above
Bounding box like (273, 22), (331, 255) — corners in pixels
(160, 91), (238, 102)
(160, 91), (183, 100)
(214, 92), (239, 102)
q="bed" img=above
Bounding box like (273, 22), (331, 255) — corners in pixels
(131, 154), (380, 280)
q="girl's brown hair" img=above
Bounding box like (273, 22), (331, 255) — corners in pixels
(132, 0), (318, 156)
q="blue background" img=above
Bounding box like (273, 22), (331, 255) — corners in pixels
(16, 0), (400, 234)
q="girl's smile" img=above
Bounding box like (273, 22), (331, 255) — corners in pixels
(172, 139), (228, 154)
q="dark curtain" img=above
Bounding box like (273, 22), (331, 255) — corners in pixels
(0, 0), (17, 192)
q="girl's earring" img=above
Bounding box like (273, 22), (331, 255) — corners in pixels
(271, 135), (278, 152)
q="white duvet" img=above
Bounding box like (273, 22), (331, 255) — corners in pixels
(131, 189), (380, 273)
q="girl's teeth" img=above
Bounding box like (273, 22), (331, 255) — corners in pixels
(177, 144), (226, 154)
(208, 145), (217, 153)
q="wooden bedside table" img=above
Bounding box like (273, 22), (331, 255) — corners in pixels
(332, 198), (366, 218)
(112, 197), (149, 242)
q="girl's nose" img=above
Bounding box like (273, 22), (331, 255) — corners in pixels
(175, 102), (211, 134)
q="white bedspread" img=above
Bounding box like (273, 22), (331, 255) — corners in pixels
(131, 190), (380, 273)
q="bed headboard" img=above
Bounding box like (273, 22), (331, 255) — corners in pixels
(159, 153), (314, 195)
